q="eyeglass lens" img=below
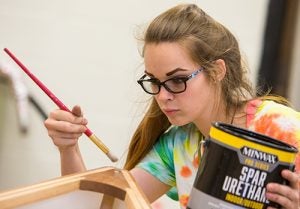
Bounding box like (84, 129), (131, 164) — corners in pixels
(141, 78), (186, 94)
(138, 67), (204, 95)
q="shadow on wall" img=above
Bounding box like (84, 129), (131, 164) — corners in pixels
(0, 80), (9, 140)
(0, 76), (60, 191)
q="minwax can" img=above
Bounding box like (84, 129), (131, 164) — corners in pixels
(187, 122), (298, 209)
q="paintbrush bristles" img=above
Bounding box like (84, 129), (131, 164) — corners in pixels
(107, 152), (119, 162)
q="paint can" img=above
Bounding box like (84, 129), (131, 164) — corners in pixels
(187, 122), (298, 209)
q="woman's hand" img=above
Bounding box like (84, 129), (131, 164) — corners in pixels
(266, 169), (300, 209)
(44, 105), (88, 150)
(44, 105), (88, 175)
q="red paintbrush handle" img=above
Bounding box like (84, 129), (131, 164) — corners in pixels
(4, 48), (70, 111)
(3, 48), (118, 162)
(3, 48), (95, 137)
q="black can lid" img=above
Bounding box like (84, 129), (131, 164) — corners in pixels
(212, 122), (298, 153)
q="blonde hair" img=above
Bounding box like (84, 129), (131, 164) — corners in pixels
(125, 4), (261, 169)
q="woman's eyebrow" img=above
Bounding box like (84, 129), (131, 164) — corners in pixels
(166, 68), (188, 76)
(145, 68), (188, 77)
(144, 71), (154, 77)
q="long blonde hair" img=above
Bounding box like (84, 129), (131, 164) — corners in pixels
(125, 4), (256, 169)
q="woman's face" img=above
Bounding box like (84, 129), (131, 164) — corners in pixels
(143, 42), (216, 126)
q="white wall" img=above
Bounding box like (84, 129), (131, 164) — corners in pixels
(0, 0), (269, 208)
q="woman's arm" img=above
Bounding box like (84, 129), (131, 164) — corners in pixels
(130, 167), (171, 203)
(45, 105), (170, 202)
(59, 144), (86, 175)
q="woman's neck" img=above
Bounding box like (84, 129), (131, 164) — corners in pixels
(194, 103), (247, 138)
(231, 103), (248, 128)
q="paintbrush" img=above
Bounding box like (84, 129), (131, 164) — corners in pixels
(4, 48), (118, 162)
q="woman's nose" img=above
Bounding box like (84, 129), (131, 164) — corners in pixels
(156, 86), (174, 101)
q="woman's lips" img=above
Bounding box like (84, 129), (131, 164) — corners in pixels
(163, 108), (179, 116)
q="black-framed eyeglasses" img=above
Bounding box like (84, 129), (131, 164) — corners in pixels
(137, 67), (204, 95)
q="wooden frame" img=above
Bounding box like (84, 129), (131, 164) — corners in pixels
(0, 166), (151, 209)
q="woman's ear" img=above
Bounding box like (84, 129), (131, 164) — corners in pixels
(215, 59), (227, 81)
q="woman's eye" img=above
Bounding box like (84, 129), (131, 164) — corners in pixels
(149, 79), (160, 84)
(171, 77), (185, 84)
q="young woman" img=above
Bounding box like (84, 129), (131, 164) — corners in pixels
(45, 4), (300, 209)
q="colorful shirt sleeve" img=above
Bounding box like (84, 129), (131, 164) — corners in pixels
(136, 124), (200, 203)
(248, 100), (300, 172)
(137, 126), (178, 199)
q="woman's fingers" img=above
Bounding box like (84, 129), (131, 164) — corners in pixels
(48, 109), (88, 125)
(44, 105), (88, 149)
(48, 129), (84, 139)
(266, 170), (300, 209)
(72, 105), (83, 117)
(45, 119), (87, 133)
(281, 169), (300, 189)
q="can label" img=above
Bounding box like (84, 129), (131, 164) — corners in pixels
(187, 123), (297, 209)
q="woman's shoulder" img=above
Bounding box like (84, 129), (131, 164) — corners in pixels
(247, 99), (300, 123)
(247, 99), (300, 146)
(256, 100), (300, 119)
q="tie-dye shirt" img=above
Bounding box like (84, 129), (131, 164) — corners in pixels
(137, 100), (300, 209)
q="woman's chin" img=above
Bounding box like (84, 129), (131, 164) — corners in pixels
(168, 118), (190, 126)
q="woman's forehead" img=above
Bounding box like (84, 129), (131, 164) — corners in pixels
(144, 43), (197, 73)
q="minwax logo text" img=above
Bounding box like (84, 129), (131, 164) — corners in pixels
(241, 147), (278, 164)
